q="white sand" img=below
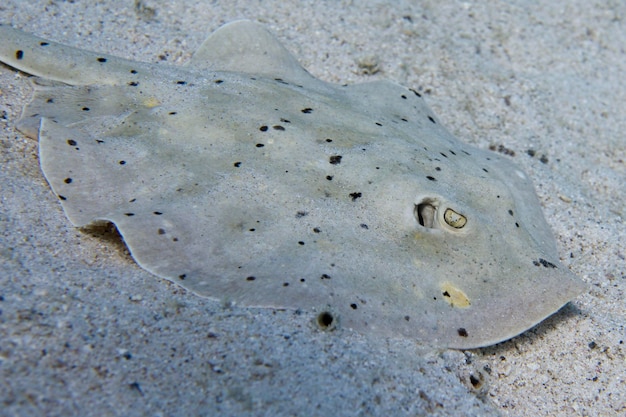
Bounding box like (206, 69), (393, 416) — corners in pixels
(1, 1), (623, 416)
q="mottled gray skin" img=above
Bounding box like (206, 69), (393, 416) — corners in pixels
(0, 21), (585, 348)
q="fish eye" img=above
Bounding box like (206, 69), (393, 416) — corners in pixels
(443, 208), (467, 229)
(415, 197), (467, 231)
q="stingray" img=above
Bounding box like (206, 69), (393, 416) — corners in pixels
(0, 20), (586, 348)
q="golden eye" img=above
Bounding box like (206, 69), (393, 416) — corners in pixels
(444, 208), (467, 229)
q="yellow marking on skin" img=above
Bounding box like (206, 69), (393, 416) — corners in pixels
(143, 97), (161, 108)
(441, 281), (471, 308)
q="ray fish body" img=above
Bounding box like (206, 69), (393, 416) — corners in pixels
(0, 21), (586, 348)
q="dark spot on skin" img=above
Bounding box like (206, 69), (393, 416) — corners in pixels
(153, 211), (162, 215)
(280, 118), (291, 123)
(515, 222), (520, 228)
(255, 143), (264, 148)
(404, 315), (410, 321)
(283, 282), (289, 287)
(178, 274), (186, 280)
(326, 175), (333, 181)
(301, 108), (313, 114)
(274, 78), (288, 84)
(457, 328), (468, 337)
(401, 118), (408, 122)
(540, 154), (549, 164)
(296, 211), (308, 218)
(176, 81), (187, 85)
(360, 224), (368, 229)
(527, 149), (536, 157)
(233, 162), (241, 167)
(350, 303), (357, 310)
(128, 81), (139, 86)
(82, 107), (90, 111)
(272, 125), (285, 131)
(409, 88), (422, 97)
(259, 125), (268, 132)
(157, 228), (166, 235)
(40, 42), (49, 46)
(440, 152), (448, 158)
(298, 241), (305, 245)
(214, 79), (223, 84)
(349, 192), (362, 201)
(329, 155), (342, 165)
(426, 176), (437, 181)
(401, 95), (407, 99)
(428, 116), (436, 123)
(46, 98), (54, 103)
(375, 122), (383, 126)
(119, 160), (126, 165)
(58, 195), (67, 201)
(435, 167), (441, 171)
(124, 213), (135, 217)
(450, 150), (457, 155)
(321, 274), (331, 280)
(96, 140), (104, 144)
(442, 291), (450, 297)
(15, 50), (24, 60)
(482, 168), (489, 173)
(538, 258), (557, 268)
(508, 210), (514, 216)
(313, 227), (321, 233)
(130, 69), (137, 74)
(246, 276), (256, 281)
(325, 138), (333, 143)
(172, 238), (179, 242)
(64, 178), (72, 184)
(168, 112), (177, 115)
(97, 57), (107, 63)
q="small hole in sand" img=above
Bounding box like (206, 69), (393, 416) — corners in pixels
(317, 311), (335, 330)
